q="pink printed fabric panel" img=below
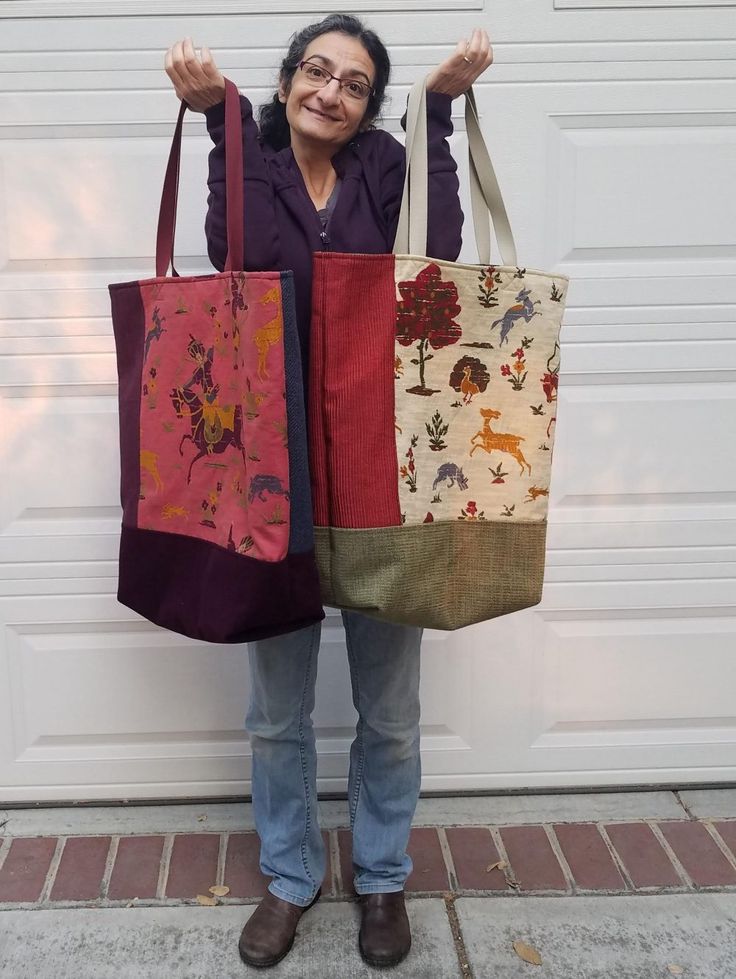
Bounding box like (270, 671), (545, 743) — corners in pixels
(136, 271), (290, 563)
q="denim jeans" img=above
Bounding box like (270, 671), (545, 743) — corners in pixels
(246, 610), (422, 907)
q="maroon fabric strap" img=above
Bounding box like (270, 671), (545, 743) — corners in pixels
(222, 78), (244, 273)
(155, 78), (244, 277)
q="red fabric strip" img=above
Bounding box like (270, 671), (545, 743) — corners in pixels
(308, 258), (330, 525)
(309, 253), (401, 529)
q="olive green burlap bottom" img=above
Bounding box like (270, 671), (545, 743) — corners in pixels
(314, 520), (548, 630)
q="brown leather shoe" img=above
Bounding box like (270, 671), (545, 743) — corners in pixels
(358, 891), (411, 968)
(238, 887), (321, 968)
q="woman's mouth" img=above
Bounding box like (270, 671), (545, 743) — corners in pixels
(305, 106), (337, 121)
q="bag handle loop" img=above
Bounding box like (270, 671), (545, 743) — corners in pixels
(156, 77), (244, 277)
(394, 76), (517, 267)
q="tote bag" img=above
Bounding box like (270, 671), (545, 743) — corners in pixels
(308, 77), (568, 630)
(109, 79), (324, 643)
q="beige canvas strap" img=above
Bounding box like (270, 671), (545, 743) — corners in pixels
(394, 76), (517, 267)
(395, 79), (429, 257)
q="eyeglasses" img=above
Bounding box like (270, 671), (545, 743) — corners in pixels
(297, 60), (374, 102)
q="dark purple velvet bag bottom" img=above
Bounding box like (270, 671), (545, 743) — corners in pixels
(118, 525), (325, 643)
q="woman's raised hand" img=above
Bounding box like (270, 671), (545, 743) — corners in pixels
(164, 38), (226, 112)
(425, 28), (493, 97)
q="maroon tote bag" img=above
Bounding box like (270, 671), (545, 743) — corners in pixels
(108, 79), (324, 642)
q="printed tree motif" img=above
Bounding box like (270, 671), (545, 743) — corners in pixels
(449, 356), (490, 404)
(477, 266), (502, 308)
(200, 480), (224, 529)
(227, 526), (254, 553)
(396, 263), (462, 396)
(500, 347), (528, 391)
(425, 410), (449, 451)
(265, 504), (286, 526)
(272, 417), (288, 447)
(550, 281), (564, 303)
(223, 271), (247, 314)
(458, 500), (486, 521)
(142, 363), (159, 411)
(399, 434), (419, 492)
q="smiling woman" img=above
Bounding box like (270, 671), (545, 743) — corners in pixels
(163, 11), (493, 971)
(276, 32), (380, 187)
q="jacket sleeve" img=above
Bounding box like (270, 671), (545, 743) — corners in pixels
(203, 94), (280, 272)
(382, 91), (463, 261)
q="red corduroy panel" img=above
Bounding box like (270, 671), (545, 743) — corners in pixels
(310, 253), (402, 529)
(308, 256), (330, 526)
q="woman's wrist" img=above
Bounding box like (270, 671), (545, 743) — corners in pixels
(425, 81), (455, 97)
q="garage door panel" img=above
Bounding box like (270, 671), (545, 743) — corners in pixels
(553, 383), (736, 500)
(558, 120), (736, 251)
(1, 137), (209, 262)
(2, 6), (735, 800)
(535, 613), (736, 743)
(2, 609), (250, 786)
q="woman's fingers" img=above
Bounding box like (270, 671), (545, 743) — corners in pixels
(164, 38), (225, 111)
(200, 45), (222, 81)
(425, 27), (493, 96)
(182, 36), (208, 82)
(164, 40), (188, 93)
(167, 38), (197, 84)
(462, 28), (493, 71)
(463, 28), (479, 61)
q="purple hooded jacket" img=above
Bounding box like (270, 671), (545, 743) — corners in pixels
(204, 92), (464, 370)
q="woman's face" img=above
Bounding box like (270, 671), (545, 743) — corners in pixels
(279, 32), (376, 153)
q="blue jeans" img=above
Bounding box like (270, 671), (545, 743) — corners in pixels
(246, 611), (422, 907)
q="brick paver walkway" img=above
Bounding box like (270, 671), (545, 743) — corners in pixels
(3, 818), (736, 908)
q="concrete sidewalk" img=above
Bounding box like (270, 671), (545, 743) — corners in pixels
(2, 788), (736, 978)
(3, 893), (736, 978)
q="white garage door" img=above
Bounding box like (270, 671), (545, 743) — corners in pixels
(1, 3), (735, 802)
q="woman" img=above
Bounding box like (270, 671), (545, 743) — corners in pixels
(165, 15), (492, 970)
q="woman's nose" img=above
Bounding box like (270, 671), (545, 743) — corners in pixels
(317, 79), (341, 104)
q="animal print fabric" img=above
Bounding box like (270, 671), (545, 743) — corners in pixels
(394, 258), (566, 528)
(135, 270), (290, 563)
(308, 252), (568, 629)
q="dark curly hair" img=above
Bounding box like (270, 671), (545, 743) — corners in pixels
(257, 14), (391, 152)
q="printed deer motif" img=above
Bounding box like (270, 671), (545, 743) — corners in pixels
(470, 407), (531, 476)
(140, 449), (163, 494)
(253, 286), (283, 379)
(161, 503), (189, 519)
(490, 288), (541, 346)
(524, 485), (548, 503)
(244, 378), (268, 419)
(144, 307), (166, 361)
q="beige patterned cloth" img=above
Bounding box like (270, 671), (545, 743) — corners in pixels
(394, 257), (565, 529)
